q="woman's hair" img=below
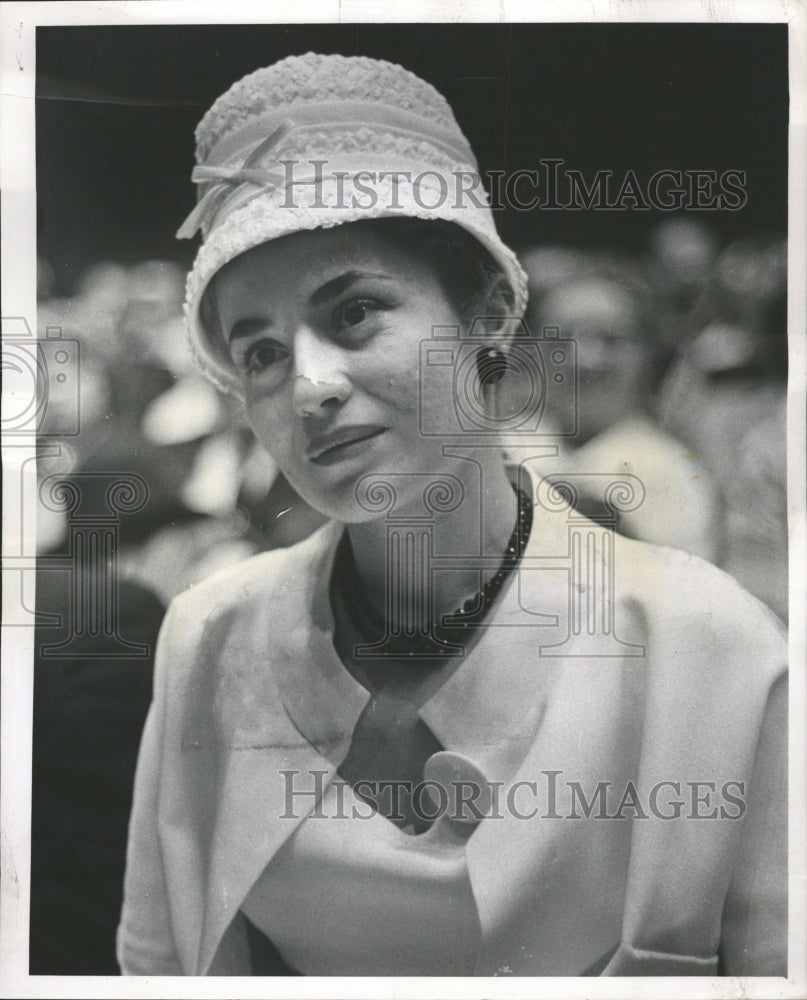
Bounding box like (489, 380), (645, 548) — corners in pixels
(369, 218), (517, 326)
(201, 217), (518, 353)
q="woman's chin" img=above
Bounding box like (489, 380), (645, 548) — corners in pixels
(287, 480), (385, 525)
(291, 468), (438, 525)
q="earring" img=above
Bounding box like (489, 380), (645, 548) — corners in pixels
(476, 346), (509, 387)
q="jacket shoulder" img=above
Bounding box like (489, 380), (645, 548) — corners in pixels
(612, 532), (786, 686)
(168, 521), (340, 624)
(617, 533), (782, 627)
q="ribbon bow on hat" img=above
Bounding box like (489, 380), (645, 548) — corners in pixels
(177, 119), (295, 239)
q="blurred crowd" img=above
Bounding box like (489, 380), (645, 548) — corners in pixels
(35, 256), (327, 606)
(517, 221), (788, 622)
(29, 218), (788, 973)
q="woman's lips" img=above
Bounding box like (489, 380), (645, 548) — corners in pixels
(307, 426), (387, 465)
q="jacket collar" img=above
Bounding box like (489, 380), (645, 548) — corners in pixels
(272, 488), (574, 785)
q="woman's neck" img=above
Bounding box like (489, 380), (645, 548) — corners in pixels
(344, 451), (519, 629)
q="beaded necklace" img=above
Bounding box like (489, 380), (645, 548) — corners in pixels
(337, 483), (533, 658)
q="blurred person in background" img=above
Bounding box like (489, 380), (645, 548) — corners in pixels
(35, 258), (174, 551)
(36, 255), (322, 581)
(658, 235), (788, 620)
(519, 251), (721, 562)
(643, 218), (720, 352)
(126, 372), (324, 603)
(517, 244), (593, 305)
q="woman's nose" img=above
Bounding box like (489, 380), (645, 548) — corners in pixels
(291, 328), (352, 417)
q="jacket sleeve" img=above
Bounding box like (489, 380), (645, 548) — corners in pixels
(116, 601), (184, 975)
(719, 667), (788, 976)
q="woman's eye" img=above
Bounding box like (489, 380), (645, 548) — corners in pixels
(240, 340), (287, 374)
(335, 298), (378, 329)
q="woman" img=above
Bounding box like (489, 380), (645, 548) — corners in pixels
(117, 53), (787, 978)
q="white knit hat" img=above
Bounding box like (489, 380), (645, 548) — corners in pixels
(178, 52), (528, 394)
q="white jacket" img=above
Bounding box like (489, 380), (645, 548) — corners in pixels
(117, 493), (787, 977)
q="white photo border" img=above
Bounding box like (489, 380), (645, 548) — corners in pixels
(2, 2), (805, 998)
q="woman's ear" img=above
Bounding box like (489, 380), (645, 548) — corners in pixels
(475, 345), (509, 387)
(495, 314), (523, 351)
(470, 313), (523, 399)
(467, 313), (522, 351)
(466, 269), (521, 350)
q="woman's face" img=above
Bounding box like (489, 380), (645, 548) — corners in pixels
(538, 278), (650, 444)
(212, 224), (467, 521)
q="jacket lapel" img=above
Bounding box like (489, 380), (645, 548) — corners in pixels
(195, 522), (369, 974)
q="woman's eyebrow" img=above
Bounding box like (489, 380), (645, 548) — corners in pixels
(228, 317), (272, 344)
(227, 271), (396, 342)
(309, 270), (395, 306)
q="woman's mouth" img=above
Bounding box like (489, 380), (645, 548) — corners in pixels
(306, 425), (387, 465)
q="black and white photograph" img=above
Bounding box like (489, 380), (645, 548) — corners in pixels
(1, 2), (805, 998)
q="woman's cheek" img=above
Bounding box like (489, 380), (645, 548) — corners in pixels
(243, 395), (290, 460)
(364, 363), (421, 415)
(386, 381), (419, 417)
